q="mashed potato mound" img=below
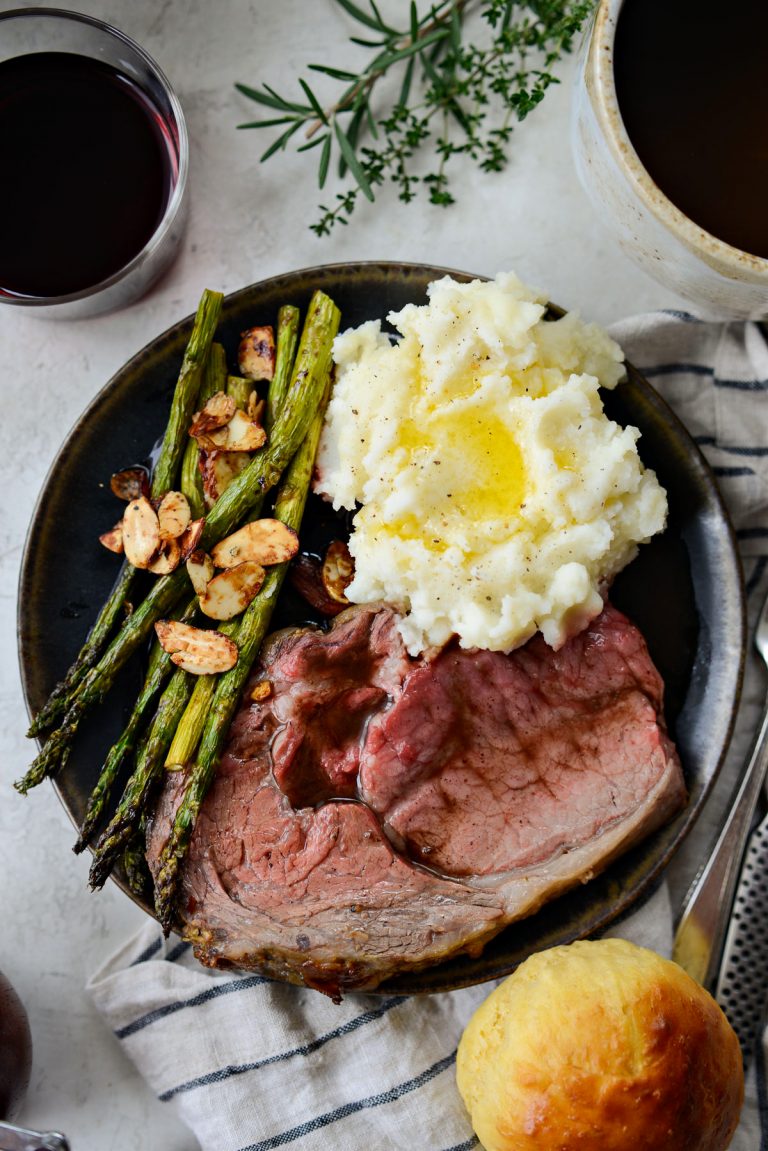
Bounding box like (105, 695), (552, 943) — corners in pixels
(315, 272), (667, 654)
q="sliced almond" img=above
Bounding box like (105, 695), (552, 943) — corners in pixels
(186, 549), (215, 596)
(322, 540), (355, 603)
(189, 392), (237, 439)
(157, 490), (191, 540)
(211, 519), (299, 569)
(155, 619), (238, 675)
(147, 537), (182, 575)
(200, 450), (250, 509)
(248, 391), (266, 423)
(122, 496), (161, 569)
(179, 517), (205, 560)
(251, 679), (272, 702)
(199, 561), (265, 621)
(238, 325), (275, 381)
(198, 409), (266, 453)
(288, 554), (347, 617)
(110, 466), (150, 502)
(99, 522), (124, 554)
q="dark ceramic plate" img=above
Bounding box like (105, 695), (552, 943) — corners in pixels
(18, 262), (745, 994)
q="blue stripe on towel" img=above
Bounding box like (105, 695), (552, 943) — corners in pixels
(131, 937), (163, 966)
(746, 557), (768, 600)
(658, 309), (703, 324)
(715, 377), (768, 392)
(235, 1050), (457, 1151)
(158, 996), (408, 1100)
(713, 466), (756, 478)
(640, 362), (714, 379)
(440, 1139), (479, 1151)
(116, 974), (272, 1039)
(696, 437), (768, 457)
(166, 940), (191, 963)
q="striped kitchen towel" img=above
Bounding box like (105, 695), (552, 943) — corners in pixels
(89, 312), (768, 1151)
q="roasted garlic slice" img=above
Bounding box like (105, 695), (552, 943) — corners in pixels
(109, 466), (150, 502)
(237, 325), (276, 381)
(189, 392), (237, 438)
(322, 540), (355, 604)
(99, 522), (124, 555)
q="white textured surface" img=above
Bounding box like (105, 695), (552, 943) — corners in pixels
(0, 2), (682, 1149)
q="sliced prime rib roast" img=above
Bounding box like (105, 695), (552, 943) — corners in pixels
(146, 603), (686, 998)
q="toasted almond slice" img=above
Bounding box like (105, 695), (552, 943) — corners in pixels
(99, 522), (124, 554)
(186, 549), (215, 596)
(199, 561), (265, 621)
(251, 679), (272, 702)
(211, 519), (299, 569)
(238, 325), (276, 382)
(189, 391), (237, 440)
(322, 540), (355, 603)
(147, 538), (182, 575)
(157, 490), (191, 540)
(155, 619), (238, 675)
(202, 409), (266, 453)
(122, 496), (161, 569)
(110, 466), (150, 502)
(179, 517), (205, 560)
(288, 554), (347, 617)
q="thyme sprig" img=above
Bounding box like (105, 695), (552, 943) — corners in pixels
(236, 0), (595, 235)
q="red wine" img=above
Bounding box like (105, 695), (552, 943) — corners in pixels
(0, 52), (176, 298)
(614, 0), (768, 259)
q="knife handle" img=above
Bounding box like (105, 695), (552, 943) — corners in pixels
(673, 701), (768, 990)
(715, 811), (768, 1064)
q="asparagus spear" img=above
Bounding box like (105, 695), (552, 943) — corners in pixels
(267, 305), (300, 431)
(151, 290), (223, 497)
(163, 620), (238, 770)
(15, 290), (340, 794)
(122, 823), (153, 901)
(88, 665), (195, 890)
(26, 563), (137, 739)
(226, 375), (254, 411)
(73, 596), (199, 852)
(164, 303), (303, 771)
(153, 373), (331, 933)
(180, 342), (227, 519)
(27, 291), (223, 741)
(88, 308), (307, 877)
(16, 570), (188, 794)
(199, 291), (337, 549)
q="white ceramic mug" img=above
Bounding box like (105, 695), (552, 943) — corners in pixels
(572, 0), (768, 320)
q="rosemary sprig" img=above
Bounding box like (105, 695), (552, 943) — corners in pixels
(236, 0), (595, 235)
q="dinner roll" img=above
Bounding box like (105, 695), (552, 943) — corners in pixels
(457, 938), (743, 1151)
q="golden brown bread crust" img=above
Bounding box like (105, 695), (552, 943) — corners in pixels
(456, 938), (744, 1151)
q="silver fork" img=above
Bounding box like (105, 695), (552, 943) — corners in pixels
(0, 1122), (69, 1151)
(673, 585), (768, 1002)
